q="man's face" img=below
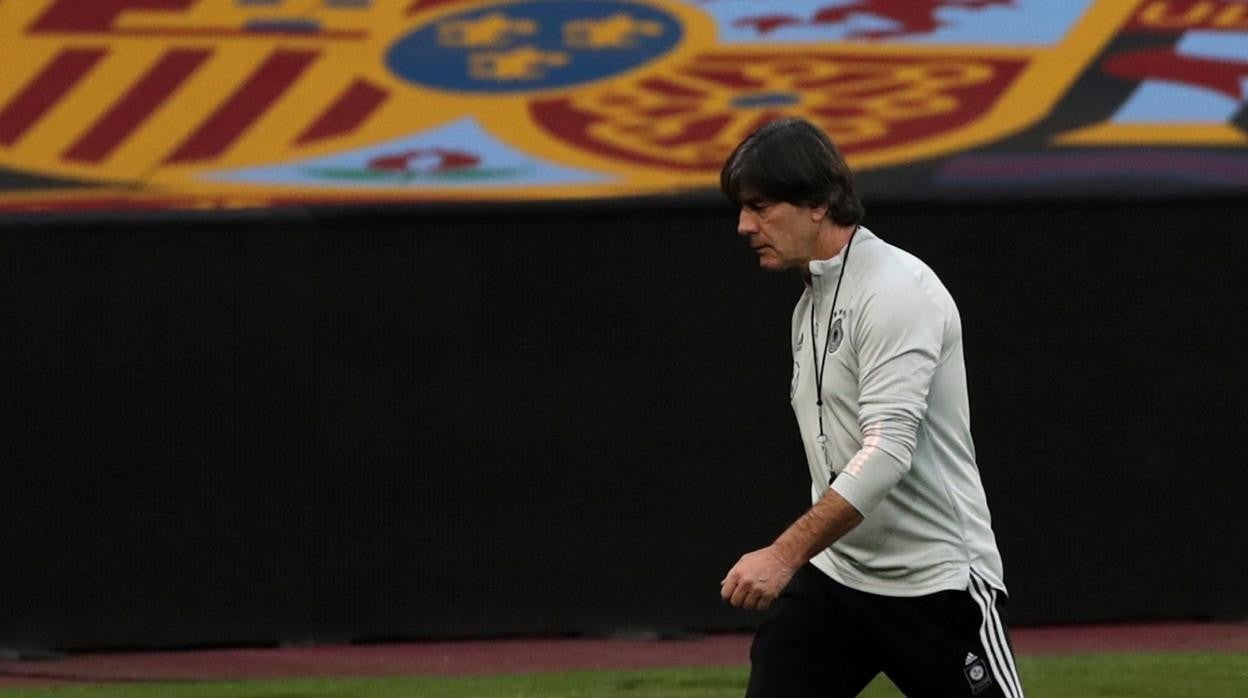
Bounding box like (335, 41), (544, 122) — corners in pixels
(736, 197), (823, 271)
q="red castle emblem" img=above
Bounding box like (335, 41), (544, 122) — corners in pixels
(732, 0), (1016, 39)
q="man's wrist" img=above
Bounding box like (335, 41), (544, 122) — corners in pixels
(768, 540), (806, 570)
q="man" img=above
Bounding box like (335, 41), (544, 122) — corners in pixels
(718, 118), (1024, 698)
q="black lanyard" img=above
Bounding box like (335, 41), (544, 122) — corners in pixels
(810, 226), (857, 445)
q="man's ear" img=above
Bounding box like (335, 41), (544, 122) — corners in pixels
(810, 204), (829, 222)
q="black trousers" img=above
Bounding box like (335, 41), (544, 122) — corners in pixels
(746, 564), (1024, 698)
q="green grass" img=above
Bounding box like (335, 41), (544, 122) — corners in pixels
(2, 653), (1245, 697)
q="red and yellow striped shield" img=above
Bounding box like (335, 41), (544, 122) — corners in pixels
(0, 0), (1140, 211)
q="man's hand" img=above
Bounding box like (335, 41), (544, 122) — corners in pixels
(720, 545), (798, 611)
(721, 489), (863, 611)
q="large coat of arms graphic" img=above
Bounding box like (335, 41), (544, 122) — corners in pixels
(0, 1), (1241, 213)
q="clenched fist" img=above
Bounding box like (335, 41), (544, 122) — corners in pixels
(720, 545), (798, 611)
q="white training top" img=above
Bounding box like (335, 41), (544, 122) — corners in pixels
(790, 226), (1006, 597)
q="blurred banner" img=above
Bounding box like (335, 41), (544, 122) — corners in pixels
(1, 0), (1246, 214)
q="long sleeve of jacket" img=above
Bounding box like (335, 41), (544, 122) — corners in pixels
(831, 276), (943, 516)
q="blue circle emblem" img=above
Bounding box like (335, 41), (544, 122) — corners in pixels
(387, 1), (682, 93)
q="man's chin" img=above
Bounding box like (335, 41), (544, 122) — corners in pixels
(757, 255), (784, 271)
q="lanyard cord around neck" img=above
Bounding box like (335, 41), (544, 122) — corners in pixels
(810, 225), (858, 443)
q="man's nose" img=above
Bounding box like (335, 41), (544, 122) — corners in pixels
(738, 208), (758, 235)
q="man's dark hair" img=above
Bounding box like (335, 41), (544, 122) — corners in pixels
(720, 118), (864, 226)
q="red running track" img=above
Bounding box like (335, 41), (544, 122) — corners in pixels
(1, 623), (1245, 687)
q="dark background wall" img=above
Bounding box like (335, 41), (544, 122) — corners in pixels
(2, 197), (1246, 651)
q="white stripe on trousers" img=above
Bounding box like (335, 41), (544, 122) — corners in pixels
(968, 572), (1024, 698)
